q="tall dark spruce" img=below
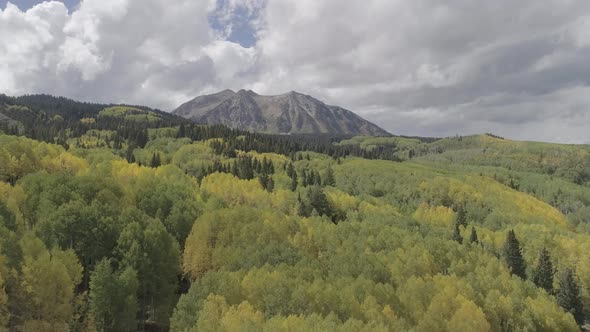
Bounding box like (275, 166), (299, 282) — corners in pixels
(503, 230), (526, 279)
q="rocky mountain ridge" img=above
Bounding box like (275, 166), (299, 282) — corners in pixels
(173, 89), (390, 136)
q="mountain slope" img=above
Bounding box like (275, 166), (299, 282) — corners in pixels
(173, 89), (390, 136)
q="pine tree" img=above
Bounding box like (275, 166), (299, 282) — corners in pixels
(256, 170), (275, 192)
(313, 171), (322, 186)
(289, 171), (298, 192)
(556, 268), (585, 326)
(452, 223), (463, 244)
(231, 160), (239, 177)
(125, 146), (136, 163)
(307, 185), (332, 218)
(324, 165), (336, 187)
(307, 171), (315, 187)
(150, 152), (161, 168)
(532, 248), (554, 294)
(177, 123), (186, 138)
(455, 207), (467, 227)
(503, 230), (526, 279)
(297, 194), (311, 217)
(469, 226), (479, 244)
(286, 163), (295, 178)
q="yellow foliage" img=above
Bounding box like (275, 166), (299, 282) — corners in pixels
(447, 297), (491, 332)
(201, 172), (269, 208)
(194, 295), (264, 332)
(413, 203), (455, 227)
(0, 182), (25, 227)
(244, 151), (289, 165)
(79, 118), (96, 124)
(325, 189), (359, 211)
(182, 219), (214, 279)
(40, 153), (88, 175)
(172, 142), (216, 166)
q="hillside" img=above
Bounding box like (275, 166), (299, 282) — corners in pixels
(0, 95), (588, 331)
(173, 89), (390, 136)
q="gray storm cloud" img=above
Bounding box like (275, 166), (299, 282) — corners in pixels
(1, 0), (590, 143)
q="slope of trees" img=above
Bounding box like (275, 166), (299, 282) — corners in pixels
(0, 96), (588, 330)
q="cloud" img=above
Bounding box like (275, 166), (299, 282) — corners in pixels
(0, 0), (255, 109)
(1, 0), (590, 143)
(249, 0), (590, 143)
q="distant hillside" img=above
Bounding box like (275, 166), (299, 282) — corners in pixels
(173, 89), (390, 136)
(339, 133), (590, 185)
(0, 94), (184, 146)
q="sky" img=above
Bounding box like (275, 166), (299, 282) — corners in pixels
(2, 1), (590, 143)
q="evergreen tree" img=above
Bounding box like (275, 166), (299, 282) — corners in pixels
(452, 223), (463, 244)
(258, 175), (268, 191)
(286, 163), (295, 178)
(289, 171), (298, 192)
(177, 123), (186, 138)
(125, 146), (136, 163)
(503, 230), (526, 279)
(556, 268), (585, 326)
(150, 152), (161, 168)
(532, 248), (554, 294)
(324, 165), (336, 187)
(313, 171), (322, 186)
(266, 176), (274, 192)
(297, 194), (311, 217)
(307, 171), (315, 187)
(469, 226), (479, 244)
(307, 185), (332, 218)
(231, 160), (239, 177)
(455, 207), (467, 227)
(254, 158), (262, 174)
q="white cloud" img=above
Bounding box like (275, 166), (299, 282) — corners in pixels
(0, 1), (67, 93)
(0, 0), (252, 108)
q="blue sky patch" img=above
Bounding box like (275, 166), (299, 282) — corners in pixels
(208, 0), (262, 48)
(1, 0), (78, 11)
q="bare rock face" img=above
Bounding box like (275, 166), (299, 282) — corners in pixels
(172, 89), (390, 136)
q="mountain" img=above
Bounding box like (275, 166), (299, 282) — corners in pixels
(173, 89), (390, 136)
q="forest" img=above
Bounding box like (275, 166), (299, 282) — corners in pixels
(0, 94), (589, 331)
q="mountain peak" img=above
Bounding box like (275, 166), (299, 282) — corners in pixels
(237, 89), (259, 97)
(172, 90), (390, 136)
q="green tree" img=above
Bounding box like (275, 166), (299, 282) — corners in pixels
(125, 146), (136, 163)
(150, 152), (161, 168)
(532, 248), (554, 294)
(503, 230), (526, 279)
(469, 226), (479, 244)
(455, 207), (467, 227)
(556, 268), (585, 326)
(116, 210), (180, 327)
(266, 176), (274, 192)
(324, 165), (336, 187)
(452, 223), (463, 244)
(19, 235), (82, 331)
(289, 171), (298, 192)
(286, 163), (295, 178)
(307, 185), (332, 218)
(89, 259), (138, 332)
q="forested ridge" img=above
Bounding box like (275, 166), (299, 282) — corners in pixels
(0, 94), (589, 331)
